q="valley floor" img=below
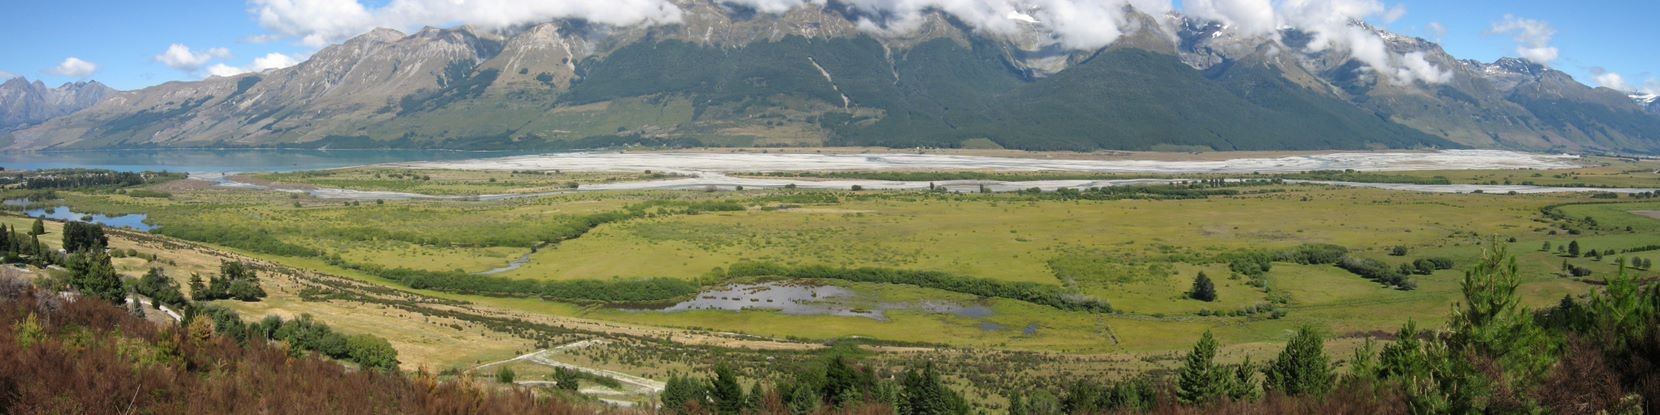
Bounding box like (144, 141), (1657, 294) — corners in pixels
(6, 150), (1660, 410)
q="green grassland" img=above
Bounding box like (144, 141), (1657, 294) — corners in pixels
(30, 169), (1660, 357)
(1296, 156), (1660, 188)
(253, 168), (678, 196)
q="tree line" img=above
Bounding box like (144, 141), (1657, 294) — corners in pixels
(0, 169), (186, 189)
(661, 356), (972, 415)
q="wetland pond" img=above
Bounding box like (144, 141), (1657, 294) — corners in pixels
(24, 206), (155, 231)
(649, 282), (1015, 331)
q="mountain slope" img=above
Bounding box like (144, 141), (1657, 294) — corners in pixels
(4, 1), (1657, 153)
(0, 78), (117, 131)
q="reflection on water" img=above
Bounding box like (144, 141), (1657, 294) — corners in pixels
(660, 283), (882, 319)
(25, 206), (155, 232)
(655, 282), (1013, 331)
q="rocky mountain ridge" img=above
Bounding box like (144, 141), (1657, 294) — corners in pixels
(0, 77), (117, 131)
(4, 0), (1657, 153)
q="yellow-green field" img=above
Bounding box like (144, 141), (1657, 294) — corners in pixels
(15, 158), (1660, 409)
(30, 167), (1660, 357)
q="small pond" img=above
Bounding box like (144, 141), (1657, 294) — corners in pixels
(24, 206), (156, 232)
(652, 282), (1023, 332)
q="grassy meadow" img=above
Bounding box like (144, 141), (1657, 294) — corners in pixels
(10, 156), (1660, 404)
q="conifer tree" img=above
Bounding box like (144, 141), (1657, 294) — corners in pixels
(67, 251), (124, 304)
(1189, 272), (1217, 302)
(1263, 326), (1335, 397)
(1177, 330), (1223, 404)
(709, 364), (746, 415)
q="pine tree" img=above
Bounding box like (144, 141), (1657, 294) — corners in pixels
(1568, 240), (1580, 257)
(1448, 241), (1554, 391)
(1177, 330), (1223, 404)
(1263, 326), (1335, 397)
(662, 374), (708, 415)
(30, 218), (44, 236)
(1189, 272), (1217, 302)
(709, 364), (746, 415)
(1225, 358), (1261, 401)
(1540, 241), (1551, 251)
(189, 274), (206, 300)
(67, 251), (124, 304)
(898, 362), (967, 415)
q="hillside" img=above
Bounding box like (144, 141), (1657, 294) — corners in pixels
(3, 0), (1657, 153)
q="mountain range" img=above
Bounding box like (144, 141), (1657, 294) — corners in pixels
(0, 78), (117, 132)
(4, 0), (1658, 153)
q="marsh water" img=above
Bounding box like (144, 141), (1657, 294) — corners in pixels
(654, 282), (1013, 331)
(24, 206), (155, 231)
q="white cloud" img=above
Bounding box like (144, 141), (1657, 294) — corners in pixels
(204, 52), (308, 79)
(249, 0), (685, 47)
(1588, 67), (1630, 91)
(718, 0), (821, 14)
(1184, 0), (1452, 85)
(1645, 80), (1660, 95)
(207, 64), (251, 78)
(1183, 0), (1278, 36)
(830, 0), (1173, 51)
(252, 52), (302, 71)
(1489, 14), (1557, 65)
(48, 57), (97, 78)
(1396, 51), (1452, 84)
(1381, 4), (1406, 23)
(0, 70), (16, 80)
(249, 0), (1179, 52)
(1425, 21), (1445, 39)
(154, 44), (232, 72)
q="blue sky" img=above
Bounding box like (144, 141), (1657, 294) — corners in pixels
(1, 0), (1655, 94)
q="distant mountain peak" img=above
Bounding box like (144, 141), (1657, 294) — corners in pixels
(0, 76), (118, 132)
(1488, 57), (1547, 76)
(4, 1), (1658, 153)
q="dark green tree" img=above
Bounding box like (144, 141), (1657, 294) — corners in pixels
(898, 362), (968, 415)
(709, 364), (746, 415)
(30, 218), (44, 236)
(786, 382), (818, 415)
(67, 251), (124, 304)
(1177, 330), (1223, 404)
(662, 374), (709, 415)
(553, 367), (580, 392)
(1568, 240), (1581, 257)
(1189, 272), (1217, 302)
(135, 268), (187, 310)
(1447, 242), (1555, 400)
(1225, 358), (1261, 401)
(495, 366), (515, 384)
(61, 221), (107, 253)
(1263, 326), (1335, 397)
(345, 334), (399, 370)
